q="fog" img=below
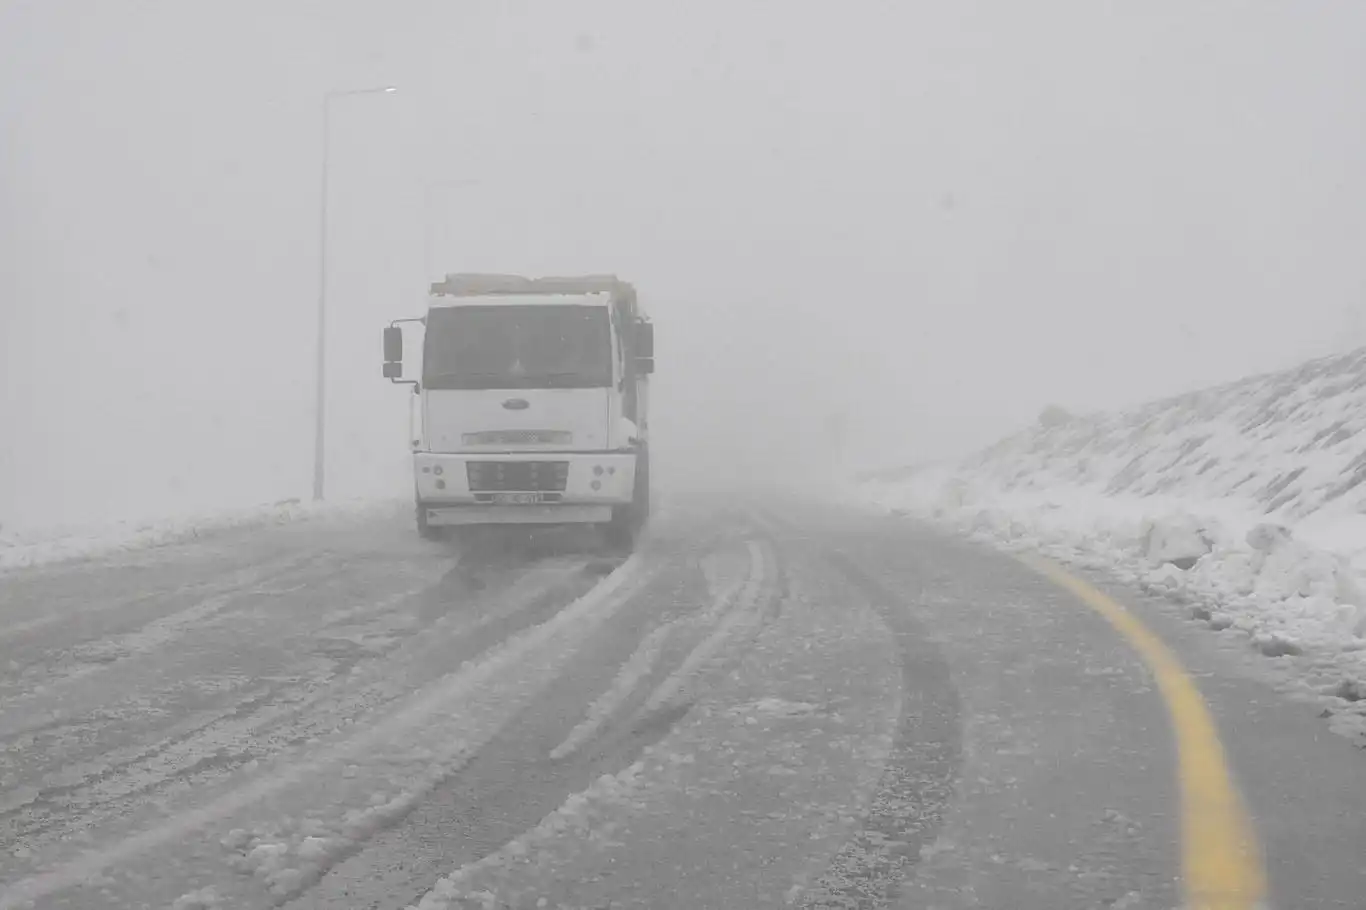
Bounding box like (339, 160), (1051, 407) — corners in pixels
(4, 2), (1365, 530)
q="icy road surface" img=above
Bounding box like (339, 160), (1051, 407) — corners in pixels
(2, 499), (1365, 909)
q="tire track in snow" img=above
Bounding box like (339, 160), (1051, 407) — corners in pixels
(0, 552), (329, 717)
(0, 552), (457, 832)
(393, 538), (782, 910)
(640, 540), (772, 715)
(0, 589), (170, 642)
(400, 538), (853, 910)
(0, 569), (456, 845)
(548, 534), (773, 762)
(282, 544), (716, 910)
(794, 546), (961, 910)
(0, 538), (304, 629)
(547, 616), (682, 760)
(0, 553), (650, 910)
(0, 554), (600, 853)
(0, 551), (319, 674)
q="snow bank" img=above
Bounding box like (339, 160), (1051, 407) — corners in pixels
(863, 347), (1366, 701)
(0, 497), (398, 572)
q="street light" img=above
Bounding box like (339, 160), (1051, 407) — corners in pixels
(313, 85), (397, 502)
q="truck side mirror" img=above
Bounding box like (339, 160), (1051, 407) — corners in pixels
(636, 357), (655, 375)
(383, 360), (403, 379)
(635, 321), (654, 359)
(383, 326), (404, 363)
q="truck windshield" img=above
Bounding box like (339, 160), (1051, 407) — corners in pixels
(423, 304), (613, 390)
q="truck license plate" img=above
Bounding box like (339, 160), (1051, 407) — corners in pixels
(492, 492), (541, 505)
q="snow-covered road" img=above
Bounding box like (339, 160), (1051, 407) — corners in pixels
(3, 498), (1365, 908)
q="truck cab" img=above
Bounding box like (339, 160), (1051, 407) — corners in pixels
(383, 274), (654, 546)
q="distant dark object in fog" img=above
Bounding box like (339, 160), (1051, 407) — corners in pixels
(1038, 405), (1074, 429)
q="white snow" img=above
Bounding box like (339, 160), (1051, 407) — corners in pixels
(549, 617), (678, 760)
(409, 759), (651, 910)
(862, 347), (1366, 698)
(403, 548), (901, 910)
(548, 540), (770, 761)
(170, 886), (220, 910)
(212, 554), (652, 899)
(641, 540), (769, 713)
(1142, 513), (1212, 568)
(0, 497), (397, 572)
(0, 554), (650, 910)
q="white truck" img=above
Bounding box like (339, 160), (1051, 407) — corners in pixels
(382, 274), (654, 546)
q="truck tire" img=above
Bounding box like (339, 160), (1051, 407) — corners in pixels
(416, 501), (443, 541)
(635, 447), (651, 522)
(603, 513), (635, 551)
(604, 448), (650, 550)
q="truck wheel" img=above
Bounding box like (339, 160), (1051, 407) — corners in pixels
(604, 451), (650, 551)
(636, 448), (651, 522)
(603, 511), (635, 551)
(416, 501), (443, 541)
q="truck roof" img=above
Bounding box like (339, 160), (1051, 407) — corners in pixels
(429, 273), (636, 299)
(427, 292), (611, 310)
(427, 274), (649, 326)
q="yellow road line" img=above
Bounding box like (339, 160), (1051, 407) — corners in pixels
(1020, 554), (1267, 910)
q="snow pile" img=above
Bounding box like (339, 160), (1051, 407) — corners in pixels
(0, 497), (398, 572)
(223, 782), (448, 900)
(170, 887), (220, 910)
(864, 347), (1366, 680)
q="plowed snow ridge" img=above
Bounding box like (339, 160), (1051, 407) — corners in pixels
(864, 347), (1366, 723)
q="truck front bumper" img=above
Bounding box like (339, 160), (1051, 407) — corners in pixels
(414, 451), (637, 526)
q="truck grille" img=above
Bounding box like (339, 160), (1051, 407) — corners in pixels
(466, 461), (569, 492)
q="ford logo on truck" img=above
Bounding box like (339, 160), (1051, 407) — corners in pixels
(502, 398), (530, 410)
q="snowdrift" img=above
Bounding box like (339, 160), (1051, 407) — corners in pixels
(0, 498), (398, 573)
(864, 347), (1366, 706)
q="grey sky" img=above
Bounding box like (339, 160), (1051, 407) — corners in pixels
(3, 1), (1365, 526)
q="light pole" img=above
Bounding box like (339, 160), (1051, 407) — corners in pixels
(313, 85), (396, 502)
